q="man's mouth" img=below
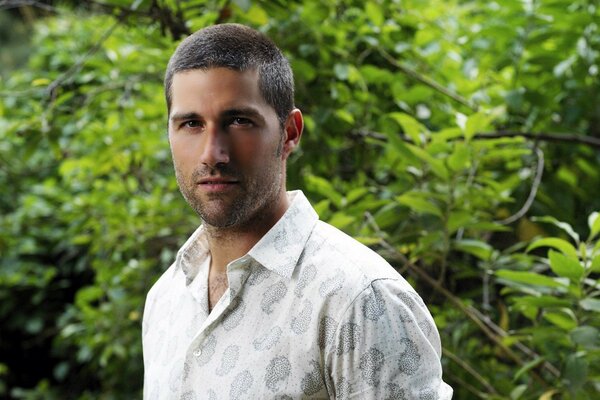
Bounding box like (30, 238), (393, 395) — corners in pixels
(198, 177), (239, 184)
(197, 177), (240, 192)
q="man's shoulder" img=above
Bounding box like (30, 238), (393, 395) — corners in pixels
(303, 220), (404, 288)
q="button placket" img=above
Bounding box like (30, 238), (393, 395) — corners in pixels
(190, 334), (207, 360)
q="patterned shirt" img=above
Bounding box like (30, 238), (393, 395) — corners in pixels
(142, 191), (453, 399)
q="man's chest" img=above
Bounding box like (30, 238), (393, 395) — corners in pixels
(143, 283), (338, 399)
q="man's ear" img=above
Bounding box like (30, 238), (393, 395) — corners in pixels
(281, 108), (303, 160)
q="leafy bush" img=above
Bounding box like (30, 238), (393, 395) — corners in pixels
(1, 0), (599, 398)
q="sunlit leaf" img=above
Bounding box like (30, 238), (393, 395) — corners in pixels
(405, 144), (449, 180)
(532, 216), (580, 243)
(527, 238), (578, 260)
(396, 192), (442, 217)
(464, 111), (493, 141)
(388, 112), (428, 145)
(496, 270), (566, 288)
(588, 211), (600, 240)
(454, 239), (493, 261)
(591, 255), (600, 273)
(513, 357), (544, 381)
(548, 250), (583, 282)
(580, 298), (600, 312)
(543, 309), (577, 330)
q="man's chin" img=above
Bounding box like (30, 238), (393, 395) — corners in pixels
(196, 207), (242, 229)
(201, 217), (238, 229)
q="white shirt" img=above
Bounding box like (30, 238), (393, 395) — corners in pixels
(143, 191), (452, 399)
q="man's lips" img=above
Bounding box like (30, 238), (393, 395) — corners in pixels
(196, 177), (239, 192)
(197, 177), (239, 184)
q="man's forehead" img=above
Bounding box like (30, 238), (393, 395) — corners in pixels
(168, 68), (276, 120)
(170, 68), (261, 96)
(172, 66), (259, 80)
(170, 68), (269, 105)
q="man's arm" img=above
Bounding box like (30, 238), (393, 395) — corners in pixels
(323, 278), (453, 399)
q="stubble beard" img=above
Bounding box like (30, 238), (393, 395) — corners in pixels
(174, 161), (283, 231)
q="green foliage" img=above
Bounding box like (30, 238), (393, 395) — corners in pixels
(496, 213), (600, 397)
(1, 0), (599, 399)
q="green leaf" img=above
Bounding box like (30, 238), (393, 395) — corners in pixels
(580, 298), (600, 312)
(564, 354), (588, 391)
(243, 4), (269, 25)
(554, 55), (576, 77)
(532, 216), (580, 243)
(354, 236), (382, 246)
(447, 211), (472, 234)
(396, 192), (442, 217)
(527, 238), (578, 260)
(464, 111), (493, 141)
(328, 212), (355, 230)
(539, 390), (559, 400)
(512, 295), (571, 308)
(405, 144), (449, 180)
(588, 211), (600, 240)
(312, 199), (330, 218)
(25, 318), (44, 334)
(388, 112), (427, 145)
(232, 0), (251, 12)
(334, 63), (350, 80)
(510, 384), (527, 400)
(305, 175), (343, 208)
(447, 142), (470, 171)
(465, 221), (511, 232)
(291, 59), (316, 81)
(345, 187), (369, 204)
(590, 255), (600, 273)
(454, 239), (493, 261)
(543, 310), (577, 330)
(335, 109), (355, 125)
(365, 2), (384, 26)
(496, 270), (566, 288)
(513, 357), (544, 381)
(31, 77), (51, 87)
(570, 326), (599, 348)
(548, 250), (583, 281)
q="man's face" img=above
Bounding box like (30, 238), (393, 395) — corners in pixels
(168, 68), (289, 229)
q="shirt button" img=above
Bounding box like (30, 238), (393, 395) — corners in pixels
(193, 348), (202, 357)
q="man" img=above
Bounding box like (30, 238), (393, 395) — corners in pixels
(143, 23), (452, 399)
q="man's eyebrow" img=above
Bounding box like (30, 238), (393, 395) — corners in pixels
(222, 108), (264, 122)
(169, 108), (266, 123)
(170, 112), (201, 122)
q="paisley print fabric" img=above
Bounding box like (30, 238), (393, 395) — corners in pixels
(142, 191), (452, 399)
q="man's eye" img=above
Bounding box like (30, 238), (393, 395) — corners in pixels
(183, 120), (201, 128)
(231, 117), (253, 126)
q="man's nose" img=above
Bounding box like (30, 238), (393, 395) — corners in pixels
(199, 124), (229, 167)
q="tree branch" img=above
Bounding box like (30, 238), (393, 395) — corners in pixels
(44, 18), (121, 99)
(363, 213), (560, 384)
(475, 131), (600, 148)
(351, 128), (600, 149)
(378, 48), (478, 111)
(0, 0), (57, 12)
(442, 347), (498, 395)
(495, 147), (544, 225)
(444, 371), (489, 399)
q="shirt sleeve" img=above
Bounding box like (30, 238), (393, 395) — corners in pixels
(324, 278), (453, 399)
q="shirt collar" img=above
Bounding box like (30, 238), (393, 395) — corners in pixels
(175, 190), (318, 283)
(248, 190), (318, 279)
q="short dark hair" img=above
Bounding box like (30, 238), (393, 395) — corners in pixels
(164, 23), (295, 125)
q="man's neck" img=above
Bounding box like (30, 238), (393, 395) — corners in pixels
(205, 192), (290, 274)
